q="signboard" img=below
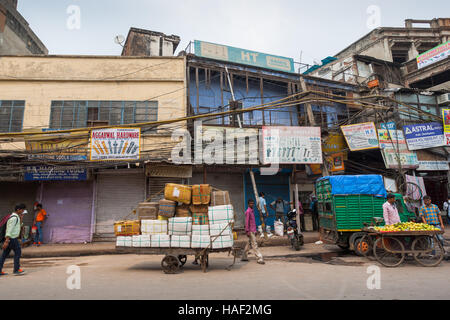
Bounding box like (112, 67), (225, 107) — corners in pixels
(417, 41), (450, 69)
(90, 128), (140, 161)
(326, 152), (345, 173)
(380, 122), (396, 130)
(340, 122), (379, 151)
(417, 161), (450, 171)
(24, 166), (87, 181)
(403, 122), (445, 150)
(262, 126), (322, 164)
(25, 130), (89, 161)
(443, 109), (450, 146)
(194, 40), (295, 73)
(378, 129), (419, 169)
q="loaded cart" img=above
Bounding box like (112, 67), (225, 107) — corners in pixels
(359, 227), (445, 268)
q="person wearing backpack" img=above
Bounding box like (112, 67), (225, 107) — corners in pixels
(0, 204), (28, 276)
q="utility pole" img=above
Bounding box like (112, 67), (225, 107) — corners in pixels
(249, 170), (268, 240)
(225, 66), (242, 129)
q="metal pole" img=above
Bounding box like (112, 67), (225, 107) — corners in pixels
(225, 66), (242, 129)
(249, 170), (268, 240)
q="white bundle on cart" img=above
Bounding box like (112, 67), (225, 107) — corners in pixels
(141, 220), (168, 235)
(209, 223), (232, 237)
(171, 235), (191, 248)
(116, 236), (132, 247)
(211, 234), (233, 249)
(168, 217), (192, 236)
(191, 235), (211, 248)
(132, 235), (151, 247)
(151, 234), (171, 248)
(192, 224), (210, 236)
(208, 205), (234, 225)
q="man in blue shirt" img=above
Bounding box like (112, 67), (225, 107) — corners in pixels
(258, 192), (273, 238)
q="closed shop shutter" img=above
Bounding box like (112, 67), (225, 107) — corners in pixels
(191, 173), (245, 229)
(95, 171), (145, 238)
(40, 181), (94, 244)
(0, 182), (39, 228)
(147, 177), (183, 202)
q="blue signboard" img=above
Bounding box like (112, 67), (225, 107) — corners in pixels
(194, 40), (295, 73)
(380, 122), (396, 130)
(403, 122), (445, 151)
(24, 166), (87, 181)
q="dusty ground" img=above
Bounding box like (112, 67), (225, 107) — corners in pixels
(1, 243), (449, 300)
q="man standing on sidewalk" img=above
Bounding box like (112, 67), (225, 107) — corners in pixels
(270, 197), (292, 230)
(258, 192), (273, 238)
(419, 196), (445, 246)
(0, 204), (27, 276)
(33, 203), (48, 246)
(241, 199), (265, 265)
(383, 194), (401, 226)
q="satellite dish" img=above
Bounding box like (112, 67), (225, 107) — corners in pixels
(114, 35), (125, 46)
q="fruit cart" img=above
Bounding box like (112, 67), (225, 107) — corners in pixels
(358, 227), (445, 267)
(116, 246), (239, 274)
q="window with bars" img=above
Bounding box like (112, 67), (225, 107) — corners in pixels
(49, 100), (158, 129)
(0, 100), (25, 133)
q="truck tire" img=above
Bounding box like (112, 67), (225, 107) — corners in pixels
(349, 232), (367, 252)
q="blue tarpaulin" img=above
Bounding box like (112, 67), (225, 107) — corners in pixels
(318, 175), (387, 198)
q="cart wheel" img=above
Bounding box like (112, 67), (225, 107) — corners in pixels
(178, 255), (187, 266)
(412, 236), (444, 267)
(373, 237), (405, 267)
(200, 254), (209, 273)
(356, 235), (372, 257)
(161, 255), (180, 274)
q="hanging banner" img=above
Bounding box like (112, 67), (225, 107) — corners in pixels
(380, 122), (396, 130)
(322, 133), (348, 160)
(417, 41), (450, 69)
(378, 129), (419, 169)
(90, 128), (140, 161)
(443, 109), (450, 146)
(403, 122), (445, 150)
(262, 126), (322, 164)
(340, 122), (379, 151)
(326, 152), (345, 173)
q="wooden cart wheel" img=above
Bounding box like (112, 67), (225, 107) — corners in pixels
(200, 254), (209, 273)
(161, 255), (180, 274)
(412, 236), (444, 267)
(178, 255), (187, 266)
(373, 237), (405, 267)
(356, 235), (372, 257)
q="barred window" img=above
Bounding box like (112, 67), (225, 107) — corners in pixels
(0, 100), (25, 132)
(49, 100), (158, 129)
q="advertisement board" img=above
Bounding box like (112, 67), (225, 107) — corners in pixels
(443, 109), (450, 146)
(90, 128), (140, 161)
(24, 166), (87, 181)
(340, 122), (379, 151)
(262, 126), (322, 164)
(403, 122), (445, 150)
(378, 129), (419, 169)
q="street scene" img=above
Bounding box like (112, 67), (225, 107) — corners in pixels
(0, 0), (450, 303)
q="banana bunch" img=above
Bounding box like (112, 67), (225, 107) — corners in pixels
(375, 222), (440, 232)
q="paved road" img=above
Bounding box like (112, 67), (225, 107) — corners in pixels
(1, 244), (449, 300)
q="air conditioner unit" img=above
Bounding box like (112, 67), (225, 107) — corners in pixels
(437, 93), (450, 105)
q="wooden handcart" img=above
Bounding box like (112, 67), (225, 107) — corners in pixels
(357, 228), (445, 267)
(116, 246), (239, 274)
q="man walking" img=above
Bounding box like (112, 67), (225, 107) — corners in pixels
(241, 199), (265, 265)
(419, 196), (445, 246)
(383, 194), (401, 225)
(0, 204), (27, 276)
(270, 197), (292, 230)
(33, 203), (47, 246)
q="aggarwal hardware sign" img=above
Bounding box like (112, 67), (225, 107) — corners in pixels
(262, 126), (322, 164)
(340, 122), (379, 151)
(417, 41), (450, 69)
(403, 122), (445, 150)
(194, 40), (295, 73)
(90, 128), (140, 161)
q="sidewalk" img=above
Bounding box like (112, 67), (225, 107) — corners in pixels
(19, 232), (321, 259)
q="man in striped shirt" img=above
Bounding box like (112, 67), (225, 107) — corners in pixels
(419, 196), (445, 245)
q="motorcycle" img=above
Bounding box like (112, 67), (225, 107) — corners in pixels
(286, 209), (304, 251)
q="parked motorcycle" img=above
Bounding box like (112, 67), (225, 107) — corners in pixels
(286, 209), (304, 251)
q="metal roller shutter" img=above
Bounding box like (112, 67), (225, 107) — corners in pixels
(95, 171), (145, 239)
(0, 182), (39, 228)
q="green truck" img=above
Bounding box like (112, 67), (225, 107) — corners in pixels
(316, 175), (416, 252)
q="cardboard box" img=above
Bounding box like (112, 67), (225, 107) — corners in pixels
(151, 234), (171, 248)
(208, 205), (234, 225)
(171, 235), (191, 248)
(168, 217), (192, 236)
(191, 235), (211, 248)
(141, 220), (168, 235)
(192, 224), (210, 236)
(210, 190), (230, 206)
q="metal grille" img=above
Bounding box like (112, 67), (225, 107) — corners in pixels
(49, 100), (158, 129)
(0, 100), (25, 132)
